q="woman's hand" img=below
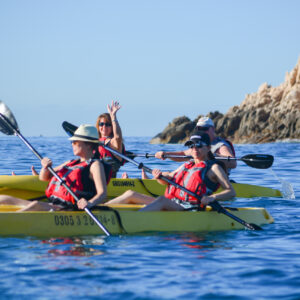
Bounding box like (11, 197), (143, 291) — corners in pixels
(41, 157), (52, 169)
(77, 198), (91, 210)
(152, 169), (162, 179)
(155, 151), (166, 160)
(107, 100), (121, 118)
(200, 195), (215, 206)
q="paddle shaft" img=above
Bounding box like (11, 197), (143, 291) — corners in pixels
(0, 118), (111, 236)
(129, 153), (192, 159)
(99, 142), (261, 230)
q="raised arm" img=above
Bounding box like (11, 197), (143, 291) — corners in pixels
(107, 100), (123, 152)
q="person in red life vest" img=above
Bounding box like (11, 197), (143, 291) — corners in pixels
(105, 132), (235, 210)
(96, 100), (125, 178)
(155, 117), (237, 173)
(0, 125), (110, 211)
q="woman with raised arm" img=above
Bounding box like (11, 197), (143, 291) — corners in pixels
(96, 100), (125, 177)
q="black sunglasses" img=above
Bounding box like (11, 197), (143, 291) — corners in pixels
(99, 122), (112, 127)
(188, 142), (207, 149)
(196, 126), (210, 131)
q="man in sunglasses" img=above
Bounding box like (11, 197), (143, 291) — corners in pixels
(155, 117), (236, 173)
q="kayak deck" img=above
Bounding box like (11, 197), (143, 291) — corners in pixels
(0, 175), (282, 200)
(0, 204), (274, 237)
(107, 178), (282, 198)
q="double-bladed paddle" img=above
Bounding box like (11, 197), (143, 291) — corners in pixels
(62, 121), (262, 230)
(126, 153), (274, 169)
(0, 102), (111, 236)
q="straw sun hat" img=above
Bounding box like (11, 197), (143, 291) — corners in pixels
(69, 124), (99, 143)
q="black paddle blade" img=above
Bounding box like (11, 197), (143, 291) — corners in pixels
(0, 101), (19, 135)
(125, 151), (137, 159)
(241, 154), (274, 169)
(62, 121), (78, 137)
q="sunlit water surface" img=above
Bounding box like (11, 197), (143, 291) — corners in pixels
(0, 137), (299, 299)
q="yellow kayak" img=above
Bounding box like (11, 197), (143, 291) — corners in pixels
(0, 204), (274, 237)
(0, 175), (282, 200)
(107, 178), (282, 198)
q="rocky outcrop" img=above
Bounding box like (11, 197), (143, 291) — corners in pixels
(150, 57), (300, 144)
(150, 116), (196, 144)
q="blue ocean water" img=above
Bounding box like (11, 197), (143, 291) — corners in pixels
(0, 136), (299, 300)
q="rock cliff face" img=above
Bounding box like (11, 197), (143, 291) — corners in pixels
(150, 58), (300, 144)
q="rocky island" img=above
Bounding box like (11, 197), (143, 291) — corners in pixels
(150, 58), (300, 144)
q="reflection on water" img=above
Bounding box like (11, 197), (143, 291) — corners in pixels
(42, 233), (233, 260)
(165, 233), (232, 259)
(42, 237), (105, 257)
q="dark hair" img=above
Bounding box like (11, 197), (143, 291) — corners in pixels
(91, 143), (101, 159)
(196, 126), (210, 131)
(82, 142), (101, 159)
(208, 150), (227, 173)
(208, 150), (214, 160)
(189, 130), (211, 146)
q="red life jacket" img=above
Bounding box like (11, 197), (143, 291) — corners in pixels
(164, 161), (208, 204)
(98, 137), (126, 176)
(45, 159), (103, 205)
(98, 137), (115, 160)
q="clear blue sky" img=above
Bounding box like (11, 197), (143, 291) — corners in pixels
(0, 0), (299, 137)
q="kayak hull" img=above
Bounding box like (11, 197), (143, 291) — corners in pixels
(0, 175), (282, 200)
(0, 204), (274, 237)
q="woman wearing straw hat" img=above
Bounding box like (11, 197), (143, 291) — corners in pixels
(0, 124), (110, 211)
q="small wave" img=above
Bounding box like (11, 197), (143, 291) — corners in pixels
(270, 169), (295, 199)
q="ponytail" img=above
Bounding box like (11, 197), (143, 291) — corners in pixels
(208, 151), (214, 160)
(86, 142), (112, 183)
(208, 150), (227, 173)
(92, 144), (101, 159)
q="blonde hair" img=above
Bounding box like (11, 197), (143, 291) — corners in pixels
(96, 113), (112, 138)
